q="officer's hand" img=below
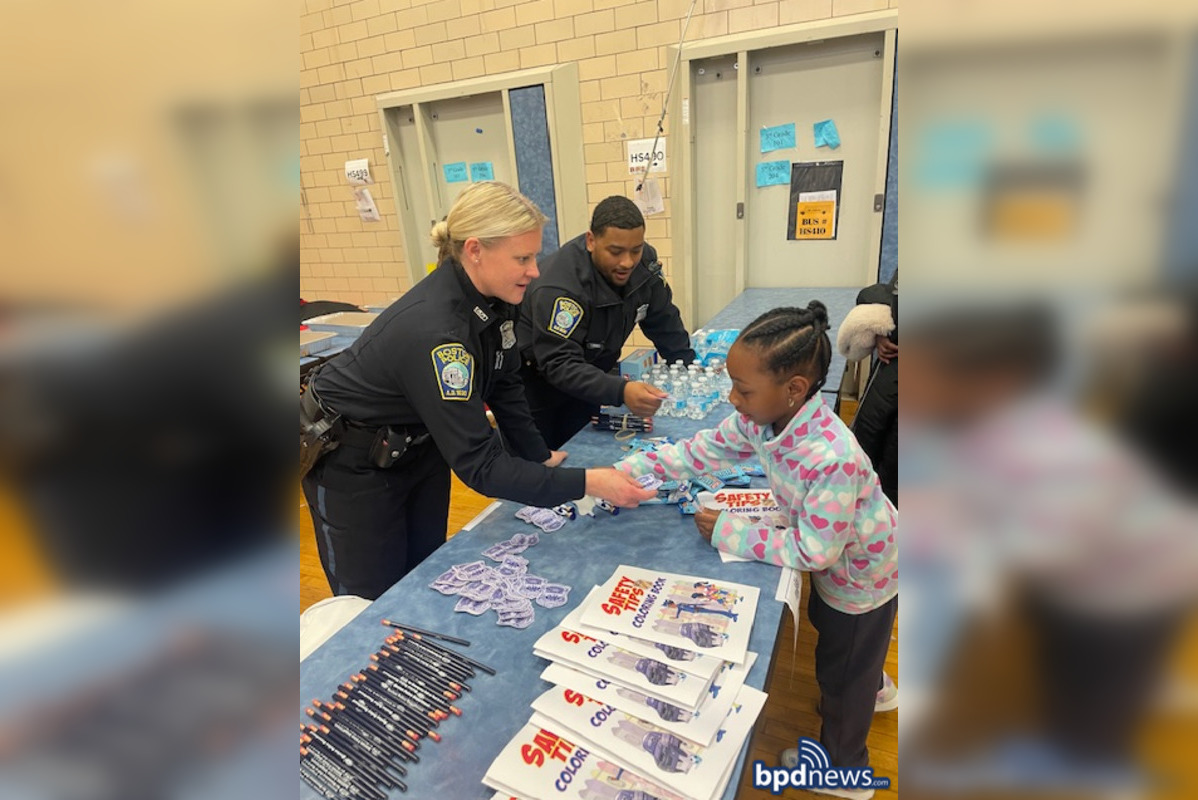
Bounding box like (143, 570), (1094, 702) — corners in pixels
(624, 381), (668, 417)
(693, 507), (719, 542)
(543, 450), (568, 467)
(584, 468), (656, 508)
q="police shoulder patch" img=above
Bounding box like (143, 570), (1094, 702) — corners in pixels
(547, 296), (584, 339)
(430, 343), (474, 401)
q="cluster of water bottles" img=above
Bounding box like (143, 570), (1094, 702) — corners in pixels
(648, 352), (733, 420)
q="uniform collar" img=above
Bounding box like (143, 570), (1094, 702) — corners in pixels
(447, 259), (503, 334)
(567, 233), (652, 307)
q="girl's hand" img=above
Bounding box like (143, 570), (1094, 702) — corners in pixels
(693, 508), (719, 542)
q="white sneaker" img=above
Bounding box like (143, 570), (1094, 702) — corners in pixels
(875, 672), (898, 713)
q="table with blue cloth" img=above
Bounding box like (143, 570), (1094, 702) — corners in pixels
(299, 287), (859, 800)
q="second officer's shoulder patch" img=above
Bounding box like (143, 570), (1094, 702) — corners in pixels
(547, 296), (584, 338)
(430, 343), (473, 401)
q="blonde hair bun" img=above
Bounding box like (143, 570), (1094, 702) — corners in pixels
(429, 181), (548, 263)
(429, 220), (451, 250)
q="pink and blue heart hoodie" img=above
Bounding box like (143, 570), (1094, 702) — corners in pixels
(616, 395), (897, 614)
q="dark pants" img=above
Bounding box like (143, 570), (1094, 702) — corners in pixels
(520, 364), (598, 449)
(1028, 595), (1182, 762)
(301, 437), (450, 600)
(809, 588), (898, 769)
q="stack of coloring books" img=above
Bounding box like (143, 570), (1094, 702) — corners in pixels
(483, 566), (767, 800)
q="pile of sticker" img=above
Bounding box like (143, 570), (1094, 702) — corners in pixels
(631, 455), (768, 516)
(512, 486), (632, 533)
(514, 506), (570, 532)
(428, 532), (571, 629)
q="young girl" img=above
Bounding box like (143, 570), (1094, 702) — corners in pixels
(616, 302), (897, 798)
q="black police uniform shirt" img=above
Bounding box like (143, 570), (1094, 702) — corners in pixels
(517, 233), (696, 406)
(312, 260), (586, 506)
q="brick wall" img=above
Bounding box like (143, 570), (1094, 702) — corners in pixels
(300, 0), (897, 320)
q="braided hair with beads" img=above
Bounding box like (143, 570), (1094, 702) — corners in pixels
(737, 302), (833, 401)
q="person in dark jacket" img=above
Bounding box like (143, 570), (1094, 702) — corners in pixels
(837, 272), (898, 505)
(302, 182), (653, 599)
(517, 196), (696, 448)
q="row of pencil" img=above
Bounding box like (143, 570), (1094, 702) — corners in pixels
(301, 621), (494, 798)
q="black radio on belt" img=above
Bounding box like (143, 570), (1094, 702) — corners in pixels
(368, 425), (430, 468)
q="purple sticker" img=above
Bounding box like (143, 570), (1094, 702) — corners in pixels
(454, 596), (491, 615)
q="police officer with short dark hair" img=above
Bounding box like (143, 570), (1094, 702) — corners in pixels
(517, 196), (696, 449)
(302, 182), (653, 600)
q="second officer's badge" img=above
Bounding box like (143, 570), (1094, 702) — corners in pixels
(547, 297), (584, 339)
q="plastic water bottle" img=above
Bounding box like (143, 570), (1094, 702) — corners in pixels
(672, 380), (690, 417)
(707, 356), (730, 400)
(687, 380), (705, 419)
(704, 368), (720, 407)
(694, 376), (711, 416)
(656, 373), (674, 417)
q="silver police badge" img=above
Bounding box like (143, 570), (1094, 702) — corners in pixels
(500, 320), (515, 349)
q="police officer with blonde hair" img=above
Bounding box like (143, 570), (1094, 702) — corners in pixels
(301, 182), (653, 599)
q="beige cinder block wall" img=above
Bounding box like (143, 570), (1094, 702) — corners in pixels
(300, 0), (897, 334)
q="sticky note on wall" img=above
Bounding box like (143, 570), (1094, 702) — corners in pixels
(760, 124), (796, 153)
(756, 160), (790, 187)
(470, 162), (494, 181)
(443, 162), (468, 182)
(813, 119), (841, 149)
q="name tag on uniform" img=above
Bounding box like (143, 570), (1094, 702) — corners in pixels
(635, 303), (649, 323)
(500, 320), (515, 349)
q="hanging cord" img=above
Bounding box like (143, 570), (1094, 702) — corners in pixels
(613, 414), (639, 443)
(636, 0), (701, 193)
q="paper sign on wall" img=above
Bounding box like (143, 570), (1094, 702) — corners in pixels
(760, 123), (796, 153)
(626, 137), (667, 174)
(788, 161), (843, 241)
(756, 160), (790, 187)
(634, 176), (664, 216)
(795, 191), (837, 239)
(353, 187), (381, 222)
(813, 119), (841, 149)
(443, 162), (468, 183)
(469, 161), (494, 181)
(345, 158), (372, 185)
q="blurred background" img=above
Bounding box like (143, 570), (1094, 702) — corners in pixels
(900, 1), (1198, 799)
(0, 0), (1196, 798)
(0, 0), (296, 797)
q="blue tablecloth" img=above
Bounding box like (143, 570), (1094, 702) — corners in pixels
(300, 334), (357, 368)
(299, 287), (863, 800)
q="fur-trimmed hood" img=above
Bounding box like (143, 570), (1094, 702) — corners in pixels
(836, 303), (895, 361)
